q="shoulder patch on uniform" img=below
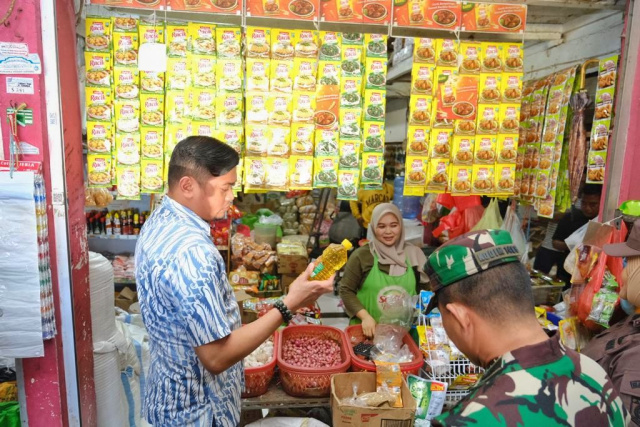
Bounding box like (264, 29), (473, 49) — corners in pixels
(605, 339), (615, 351)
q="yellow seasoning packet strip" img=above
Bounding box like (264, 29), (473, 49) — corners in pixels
(497, 134), (519, 164)
(216, 127), (244, 154)
(85, 17), (111, 53)
(337, 170), (360, 201)
(166, 23), (189, 58)
(452, 135), (474, 165)
(363, 122), (385, 153)
(472, 164), (495, 195)
(233, 158), (243, 195)
(474, 135), (497, 164)
(361, 152), (384, 187)
(268, 127), (291, 158)
(140, 93), (164, 128)
(114, 99), (139, 134)
(140, 71), (165, 94)
(364, 34), (387, 59)
(141, 127), (164, 160)
(294, 30), (319, 58)
(245, 125), (270, 156)
(165, 123), (190, 156)
(265, 158), (289, 191)
(141, 159), (164, 194)
(409, 94), (432, 126)
(314, 156), (339, 187)
(459, 41), (482, 75)
(436, 39), (459, 68)
(115, 132), (141, 166)
(246, 58), (270, 92)
(364, 58), (387, 90)
(341, 46), (363, 77)
(87, 154), (112, 188)
(188, 22), (216, 55)
(338, 140), (361, 170)
(86, 56), (112, 88)
(339, 109), (362, 140)
(499, 104), (520, 134)
(217, 59), (243, 93)
(112, 16), (138, 33)
(495, 164), (516, 195)
(479, 73), (502, 104)
(374, 361), (403, 408)
(430, 129), (453, 159)
(291, 124), (315, 156)
(414, 38), (436, 64)
(87, 122), (113, 154)
(216, 27), (242, 59)
(340, 77), (362, 108)
(114, 68), (139, 99)
(246, 92), (269, 124)
(271, 29), (296, 60)
(407, 126), (430, 156)
(116, 164), (141, 200)
(190, 87), (216, 123)
(503, 42), (524, 73)
(191, 55), (216, 89)
(216, 93), (244, 128)
(271, 60), (294, 93)
(411, 63), (434, 96)
(139, 20), (164, 45)
(166, 57), (190, 91)
(244, 157), (267, 190)
(315, 129), (339, 156)
(267, 93), (292, 127)
(405, 156), (428, 188)
(451, 165), (473, 195)
(292, 93), (316, 124)
(86, 87), (113, 123)
(289, 156), (314, 190)
(293, 58), (318, 92)
(165, 92), (189, 124)
(246, 27), (271, 59)
(427, 159), (450, 193)
(113, 32), (139, 67)
(318, 61), (341, 87)
(476, 104), (500, 135)
(480, 42), (503, 73)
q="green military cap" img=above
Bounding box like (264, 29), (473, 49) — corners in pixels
(424, 229), (521, 313)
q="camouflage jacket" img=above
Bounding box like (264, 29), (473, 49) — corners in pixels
(432, 333), (628, 426)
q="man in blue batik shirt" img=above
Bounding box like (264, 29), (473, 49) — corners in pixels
(135, 136), (335, 427)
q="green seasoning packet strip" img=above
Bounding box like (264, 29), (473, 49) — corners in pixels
(407, 374), (447, 424)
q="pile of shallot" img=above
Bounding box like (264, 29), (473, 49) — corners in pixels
(282, 336), (342, 368)
(244, 338), (274, 368)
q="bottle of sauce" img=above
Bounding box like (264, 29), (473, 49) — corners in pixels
(105, 212), (112, 235)
(113, 212), (122, 235)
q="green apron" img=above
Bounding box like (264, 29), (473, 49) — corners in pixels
(349, 255), (417, 325)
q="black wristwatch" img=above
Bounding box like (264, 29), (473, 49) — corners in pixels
(274, 300), (294, 325)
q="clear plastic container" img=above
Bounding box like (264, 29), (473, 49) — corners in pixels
(310, 239), (352, 280)
(254, 223), (277, 248)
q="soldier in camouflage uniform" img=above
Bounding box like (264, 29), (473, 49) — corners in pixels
(423, 229), (628, 426)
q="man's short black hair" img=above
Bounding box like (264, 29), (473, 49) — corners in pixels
(437, 261), (535, 322)
(168, 136), (239, 188)
(582, 184), (602, 197)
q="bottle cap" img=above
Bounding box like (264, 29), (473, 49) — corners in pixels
(341, 239), (353, 250)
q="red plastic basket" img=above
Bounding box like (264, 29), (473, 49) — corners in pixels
(242, 331), (279, 398)
(345, 325), (424, 377)
(276, 325), (351, 397)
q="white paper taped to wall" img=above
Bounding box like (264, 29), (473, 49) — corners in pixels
(0, 171), (44, 358)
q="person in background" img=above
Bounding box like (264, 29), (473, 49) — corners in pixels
(582, 219), (640, 426)
(135, 137), (335, 427)
(350, 180), (394, 234)
(339, 203), (429, 338)
(535, 184), (602, 283)
(423, 229), (628, 426)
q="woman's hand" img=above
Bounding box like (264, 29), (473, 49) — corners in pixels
(357, 310), (377, 338)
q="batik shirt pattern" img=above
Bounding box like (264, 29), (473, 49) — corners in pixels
(432, 334), (628, 426)
(135, 196), (242, 427)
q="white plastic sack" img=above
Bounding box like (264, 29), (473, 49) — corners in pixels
(565, 222), (588, 252)
(246, 418), (329, 427)
(501, 206), (528, 264)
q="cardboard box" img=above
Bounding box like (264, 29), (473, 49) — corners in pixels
(277, 242), (309, 274)
(281, 273), (297, 294)
(331, 372), (416, 427)
(115, 287), (138, 312)
(234, 290), (258, 324)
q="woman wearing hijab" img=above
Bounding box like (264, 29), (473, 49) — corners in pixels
(582, 219), (640, 424)
(339, 203), (429, 338)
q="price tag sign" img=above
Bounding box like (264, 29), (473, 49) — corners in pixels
(6, 77), (35, 95)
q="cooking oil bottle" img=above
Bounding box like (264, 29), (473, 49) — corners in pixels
(310, 239), (353, 280)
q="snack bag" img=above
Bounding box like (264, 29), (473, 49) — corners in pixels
(374, 361), (403, 408)
(587, 269), (619, 328)
(337, 170), (360, 201)
(407, 375), (447, 424)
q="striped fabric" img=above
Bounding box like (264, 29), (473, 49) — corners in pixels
(135, 196), (242, 427)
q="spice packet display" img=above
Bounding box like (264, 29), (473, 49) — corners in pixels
(140, 159), (164, 193)
(414, 38), (436, 64)
(193, 123), (215, 137)
(294, 30), (319, 58)
(407, 375), (447, 424)
(245, 125), (270, 156)
(166, 23), (189, 58)
(459, 42), (481, 75)
(430, 129), (453, 159)
(341, 46), (364, 77)
(450, 165), (473, 194)
(267, 127), (291, 158)
(86, 87), (113, 122)
(165, 92), (189, 124)
(499, 104), (520, 134)
(503, 43), (524, 72)
(501, 73), (524, 103)
(363, 122), (385, 152)
(495, 164), (516, 195)
(85, 52), (112, 86)
(246, 27), (271, 59)
(409, 95), (432, 126)
(315, 129), (339, 156)
(113, 68), (139, 99)
(363, 90), (386, 122)
(364, 34), (387, 58)
(480, 42), (503, 73)
(474, 135), (497, 164)
(291, 92), (316, 124)
(216, 126), (244, 154)
(405, 156), (428, 193)
(364, 58), (387, 90)
(244, 157), (267, 190)
(114, 99), (140, 134)
(342, 33), (364, 46)
(140, 71), (165, 94)
(411, 63), (434, 96)
(319, 32), (342, 61)
(497, 134), (518, 164)
(188, 23), (216, 55)
(87, 122), (113, 154)
(141, 127), (164, 160)
(374, 361), (403, 408)
(291, 124), (315, 156)
(216, 27), (242, 59)
(271, 29), (296, 60)
(217, 59), (244, 93)
(87, 154), (113, 187)
(340, 77), (362, 108)
(338, 140), (361, 170)
(271, 60), (294, 93)
(165, 123), (190, 155)
(289, 156), (314, 190)
(139, 21), (164, 45)
(115, 132), (141, 166)
(360, 153), (384, 186)
(246, 58), (270, 92)
(337, 169), (360, 201)
(140, 93), (165, 128)
(407, 126), (430, 156)
(86, 17), (111, 53)
(479, 73), (502, 104)
(112, 16), (138, 33)
(190, 56), (216, 89)
(476, 104), (500, 135)
(454, 119), (476, 136)
(339, 109), (362, 140)
(265, 158), (289, 191)
(246, 92), (269, 124)
(452, 135), (474, 165)
(586, 151), (607, 184)
(318, 61), (341, 87)
(116, 164), (141, 200)
(216, 93), (244, 128)
(190, 87), (216, 122)
(314, 156), (339, 187)
(427, 159), (450, 193)
(472, 164), (495, 195)
(267, 93), (292, 126)
(293, 58), (318, 92)
(435, 39), (459, 68)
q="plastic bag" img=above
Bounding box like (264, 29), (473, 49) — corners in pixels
(259, 214), (283, 226)
(463, 205), (485, 234)
(341, 384), (397, 408)
(374, 361), (403, 408)
(370, 343), (414, 363)
(501, 205), (527, 263)
(586, 269), (619, 328)
(432, 209), (464, 239)
(565, 222), (588, 252)
(471, 198), (503, 231)
(377, 293), (415, 331)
